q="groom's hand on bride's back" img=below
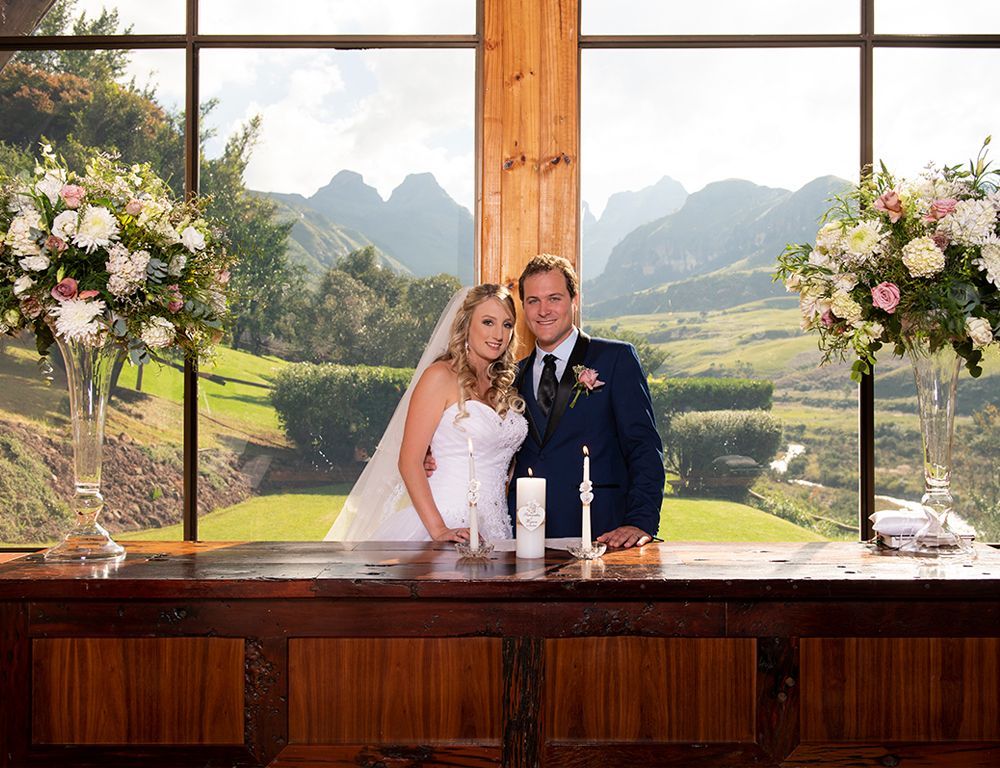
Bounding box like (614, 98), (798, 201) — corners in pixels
(423, 447), (437, 477)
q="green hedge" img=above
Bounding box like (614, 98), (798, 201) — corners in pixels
(667, 409), (782, 490)
(649, 377), (773, 416)
(271, 363), (412, 464)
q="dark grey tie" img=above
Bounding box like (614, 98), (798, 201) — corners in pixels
(537, 354), (558, 417)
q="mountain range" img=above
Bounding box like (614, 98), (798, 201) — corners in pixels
(256, 168), (849, 316)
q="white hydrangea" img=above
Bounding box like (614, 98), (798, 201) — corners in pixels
(51, 297), (106, 344)
(72, 206), (119, 253)
(5, 212), (42, 256)
(843, 221), (884, 263)
(51, 210), (79, 240)
(831, 290), (863, 324)
(106, 245), (150, 297)
(973, 236), (1000, 287)
(966, 316), (994, 348)
(902, 236), (946, 278)
(140, 315), (175, 349)
(943, 199), (997, 246)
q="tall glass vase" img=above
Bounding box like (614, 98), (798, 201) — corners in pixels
(44, 337), (126, 562)
(901, 338), (973, 556)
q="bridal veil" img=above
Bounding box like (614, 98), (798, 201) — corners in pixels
(323, 286), (472, 541)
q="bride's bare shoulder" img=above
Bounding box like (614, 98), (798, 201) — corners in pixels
(417, 360), (459, 388)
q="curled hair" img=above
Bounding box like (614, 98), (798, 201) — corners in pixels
(518, 253), (579, 300)
(438, 284), (525, 421)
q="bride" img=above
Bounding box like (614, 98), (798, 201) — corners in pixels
(324, 284), (528, 542)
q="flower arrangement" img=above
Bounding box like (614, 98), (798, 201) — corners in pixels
(0, 144), (232, 363)
(776, 139), (999, 381)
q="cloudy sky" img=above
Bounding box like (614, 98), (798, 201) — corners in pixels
(75, 1), (1000, 216)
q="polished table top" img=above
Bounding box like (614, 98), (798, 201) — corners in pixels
(1, 540), (998, 601)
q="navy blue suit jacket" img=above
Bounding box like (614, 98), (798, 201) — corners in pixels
(508, 332), (664, 538)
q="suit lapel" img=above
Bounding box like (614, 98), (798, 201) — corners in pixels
(516, 352), (543, 446)
(541, 331), (590, 448)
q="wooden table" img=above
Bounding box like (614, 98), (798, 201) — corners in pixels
(1, 540), (999, 767)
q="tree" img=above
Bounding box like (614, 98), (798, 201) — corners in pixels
(589, 325), (669, 376)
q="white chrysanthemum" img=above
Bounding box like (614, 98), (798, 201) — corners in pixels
(12, 275), (34, 296)
(5, 212), (42, 256)
(902, 236), (946, 278)
(167, 253), (187, 277)
(51, 210), (79, 240)
(966, 316), (994, 348)
(180, 225), (206, 253)
(140, 315), (175, 349)
(843, 221), (884, 262)
(831, 290), (863, 323)
(973, 237), (1000, 287)
(815, 221), (844, 255)
(18, 254), (50, 271)
(105, 244), (150, 297)
(72, 206), (119, 253)
(987, 189), (1000, 214)
(944, 199), (996, 246)
(51, 297), (106, 344)
(34, 169), (66, 205)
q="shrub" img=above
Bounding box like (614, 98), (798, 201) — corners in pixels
(649, 377), (773, 416)
(667, 409), (782, 491)
(271, 363), (412, 464)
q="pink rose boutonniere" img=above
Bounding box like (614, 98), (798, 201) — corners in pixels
(569, 364), (605, 408)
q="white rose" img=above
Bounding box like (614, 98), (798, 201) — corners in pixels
(51, 210), (79, 240)
(34, 169), (67, 205)
(966, 316), (994, 348)
(12, 275), (34, 296)
(18, 255), (50, 272)
(72, 206), (120, 253)
(180, 226), (206, 253)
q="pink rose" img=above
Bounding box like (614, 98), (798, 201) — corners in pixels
(874, 190), (904, 223)
(20, 297), (43, 319)
(932, 232), (951, 251)
(125, 199), (143, 216)
(577, 367), (604, 391)
(59, 184), (86, 209)
(78, 289), (100, 300)
(51, 277), (79, 302)
(217, 269), (231, 285)
(45, 235), (68, 253)
(924, 198), (958, 222)
(165, 284), (184, 313)
(168, 299), (184, 313)
(821, 309), (836, 328)
(871, 281), (900, 314)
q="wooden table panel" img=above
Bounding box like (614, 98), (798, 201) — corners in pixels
(288, 638), (503, 744)
(801, 638), (1000, 742)
(545, 637), (755, 742)
(31, 637), (243, 745)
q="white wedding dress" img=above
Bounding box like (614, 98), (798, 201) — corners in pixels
(367, 401), (528, 541)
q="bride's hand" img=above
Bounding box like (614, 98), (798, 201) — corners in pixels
(431, 526), (470, 542)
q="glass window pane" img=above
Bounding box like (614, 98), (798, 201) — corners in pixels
(197, 48), (474, 540)
(876, 0), (1000, 34)
(0, 47), (186, 545)
(581, 48), (860, 542)
(874, 48), (1000, 544)
(582, 0), (858, 35)
(6, 0), (186, 36)
(200, 0), (475, 35)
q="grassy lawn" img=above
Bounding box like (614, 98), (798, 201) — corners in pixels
(117, 490), (826, 543)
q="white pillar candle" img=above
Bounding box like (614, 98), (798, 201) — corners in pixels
(468, 437), (479, 551)
(581, 446), (592, 550)
(515, 471), (546, 559)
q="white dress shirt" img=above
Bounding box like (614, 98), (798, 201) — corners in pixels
(531, 326), (580, 399)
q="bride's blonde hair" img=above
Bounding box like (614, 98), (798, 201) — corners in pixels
(438, 284), (525, 421)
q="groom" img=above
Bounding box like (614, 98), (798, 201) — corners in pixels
(510, 254), (664, 547)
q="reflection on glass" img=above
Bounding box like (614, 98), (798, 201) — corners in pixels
(13, 0), (186, 36)
(0, 44), (185, 545)
(582, 0), (857, 35)
(875, 0), (1000, 34)
(581, 48), (859, 542)
(875, 48), (1000, 543)
(200, 0), (474, 35)
(195, 48), (474, 540)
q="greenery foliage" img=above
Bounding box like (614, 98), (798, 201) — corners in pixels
(271, 362), (412, 464)
(649, 377), (773, 416)
(667, 409), (782, 489)
(0, 432), (71, 541)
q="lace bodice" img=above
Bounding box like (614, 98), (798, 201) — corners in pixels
(425, 401), (528, 541)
